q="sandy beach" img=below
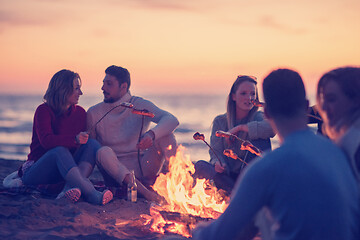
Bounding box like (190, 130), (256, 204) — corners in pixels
(0, 158), (173, 240)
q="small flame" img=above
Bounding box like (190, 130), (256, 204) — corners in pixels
(167, 145), (172, 150)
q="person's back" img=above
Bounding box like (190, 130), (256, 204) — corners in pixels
(253, 129), (359, 239)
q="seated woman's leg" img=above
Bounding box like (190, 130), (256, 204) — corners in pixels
(193, 160), (216, 180)
(22, 146), (74, 186)
(74, 139), (101, 178)
(24, 146), (112, 205)
(23, 147), (81, 201)
(58, 139), (102, 199)
(64, 166), (113, 205)
(213, 172), (237, 194)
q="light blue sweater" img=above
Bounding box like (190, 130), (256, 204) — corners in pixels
(194, 129), (360, 240)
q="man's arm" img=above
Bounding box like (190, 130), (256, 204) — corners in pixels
(193, 160), (269, 240)
(136, 98), (179, 140)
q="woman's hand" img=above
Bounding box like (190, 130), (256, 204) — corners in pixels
(214, 161), (225, 173)
(228, 124), (249, 135)
(76, 132), (89, 145)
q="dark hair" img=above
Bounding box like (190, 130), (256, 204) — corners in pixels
(43, 69), (81, 115)
(263, 68), (306, 118)
(227, 75), (259, 128)
(317, 67), (360, 108)
(105, 65), (131, 90)
(317, 66), (360, 134)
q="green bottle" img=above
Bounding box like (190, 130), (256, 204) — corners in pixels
(127, 170), (137, 202)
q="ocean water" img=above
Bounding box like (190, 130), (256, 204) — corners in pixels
(0, 94), (230, 161)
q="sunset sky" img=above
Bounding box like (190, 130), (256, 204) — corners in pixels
(0, 0), (359, 97)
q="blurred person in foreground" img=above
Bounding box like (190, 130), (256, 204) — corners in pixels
(317, 66), (360, 184)
(192, 68), (359, 240)
(87, 65), (179, 202)
(194, 75), (275, 195)
(19, 69), (112, 205)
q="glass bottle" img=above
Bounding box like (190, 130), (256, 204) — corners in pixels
(127, 170), (137, 202)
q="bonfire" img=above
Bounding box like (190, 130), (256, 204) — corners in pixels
(141, 145), (229, 237)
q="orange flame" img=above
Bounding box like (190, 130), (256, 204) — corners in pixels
(143, 145), (229, 237)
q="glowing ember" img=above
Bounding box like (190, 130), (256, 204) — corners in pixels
(143, 145), (229, 237)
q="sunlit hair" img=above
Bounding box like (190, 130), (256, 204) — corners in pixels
(43, 69), (81, 115)
(263, 68), (306, 119)
(316, 66), (360, 138)
(105, 65), (131, 90)
(226, 75), (259, 129)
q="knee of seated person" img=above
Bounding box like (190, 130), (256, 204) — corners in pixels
(194, 160), (212, 178)
(51, 146), (69, 155)
(85, 138), (101, 151)
(156, 133), (177, 156)
(194, 160), (209, 170)
(96, 146), (114, 165)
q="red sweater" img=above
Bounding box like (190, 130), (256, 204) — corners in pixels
(27, 103), (87, 162)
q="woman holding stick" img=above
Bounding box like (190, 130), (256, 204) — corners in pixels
(19, 69), (113, 205)
(194, 75), (275, 194)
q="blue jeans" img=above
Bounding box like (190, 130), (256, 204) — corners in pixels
(22, 139), (101, 186)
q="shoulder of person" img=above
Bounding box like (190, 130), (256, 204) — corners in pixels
(212, 114), (228, 130)
(130, 95), (150, 105)
(35, 103), (54, 116)
(213, 113), (227, 122)
(131, 96), (164, 112)
(87, 101), (105, 113)
(74, 105), (86, 113)
(72, 105), (86, 119)
(252, 111), (265, 121)
(36, 102), (50, 111)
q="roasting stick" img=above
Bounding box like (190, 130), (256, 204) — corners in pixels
(193, 132), (224, 167)
(223, 149), (248, 165)
(215, 130), (262, 157)
(88, 102), (155, 133)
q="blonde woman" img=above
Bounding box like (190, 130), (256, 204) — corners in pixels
(20, 69), (112, 205)
(194, 75), (275, 194)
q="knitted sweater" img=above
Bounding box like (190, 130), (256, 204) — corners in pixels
(27, 103), (86, 162)
(210, 111), (275, 174)
(87, 92), (179, 158)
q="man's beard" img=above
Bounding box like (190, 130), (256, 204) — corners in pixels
(104, 97), (116, 103)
